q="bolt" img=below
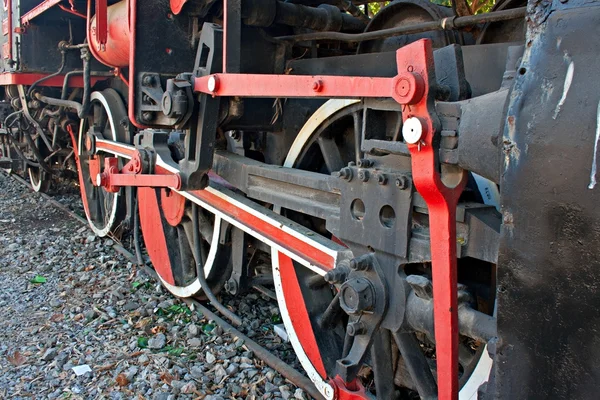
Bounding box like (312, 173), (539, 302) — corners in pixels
(395, 175), (409, 190)
(358, 170), (369, 182)
(312, 80), (323, 92)
(349, 256), (371, 272)
(142, 75), (155, 86)
(224, 278), (238, 294)
(347, 161), (356, 167)
(377, 173), (387, 185)
(347, 321), (366, 337)
(324, 265), (350, 284)
(339, 167), (353, 181)
(357, 158), (372, 168)
(141, 111), (154, 122)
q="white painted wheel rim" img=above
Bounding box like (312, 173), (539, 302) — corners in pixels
(272, 99), (497, 399)
(28, 168), (44, 192)
(79, 92), (121, 238)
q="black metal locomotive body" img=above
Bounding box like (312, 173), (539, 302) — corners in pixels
(1, 1), (599, 399)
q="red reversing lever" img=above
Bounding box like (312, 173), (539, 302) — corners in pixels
(397, 39), (467, 400)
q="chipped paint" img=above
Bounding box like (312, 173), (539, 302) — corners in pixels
(540, 78), (554, 104)
(553, 60), (574, 119)
(503, 115), (521, 169)
(588, 100), (600, 189)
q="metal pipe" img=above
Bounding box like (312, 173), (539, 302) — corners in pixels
(35, 93), (82, 114)
(192, 203), (243, 326)
(405, 291), (497, 343)
(183, 298), (326, 400)
(27, 51), (66, 97)
(276, 6), (527, 43)
(77, 47), (92, 118)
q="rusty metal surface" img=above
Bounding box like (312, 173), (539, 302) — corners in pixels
(494, 1), (600, 398)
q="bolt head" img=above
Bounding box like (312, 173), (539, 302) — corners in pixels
(142, 111), (154, 122)
(208, 75), (220, 93)
(339, 278), (375, 315)
(347, 321), (366, 337)
(142, 75), (154, 86)
(395, 175), (409, 190)
(403, 117), (423, 144)
(377, 174), (387, 185)
(339, 167), (353, 181)
(358, 170), (369, 182)
(312, 80), (323, 92)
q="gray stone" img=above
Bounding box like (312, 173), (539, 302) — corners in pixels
(190, 366), (204, 379)
(294, 388), (308, 400)
(265, 382), (278, 393)
(205, 352), (216, 364)
(280, 386), (293, 400)
(148, 333), (167, 349)
(41, 348), (57, 361)
(225, 363), (239, 376)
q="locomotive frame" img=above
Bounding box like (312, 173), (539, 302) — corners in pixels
(1, 0), (599, 399)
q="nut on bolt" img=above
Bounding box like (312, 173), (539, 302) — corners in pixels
(358, 169), (369, 182)
(395, 175), (409, 190)
(339, 167), (353, 181)
(141, 111), (154, 122)
(312, 80), (323, 92)
(349, 256), (371, 272)
(340, 277), (375, 314)
(377, 173), (388, 185)
(142, 75), (155, 86)
(324, 263), (351, 284)
(357, 158), (373, 168)
(347, 321), (366, 337)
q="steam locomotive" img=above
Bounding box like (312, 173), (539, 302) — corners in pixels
(1, 0), (598, 399)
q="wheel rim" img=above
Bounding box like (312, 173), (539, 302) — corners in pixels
(28, 166), (48, 192)
(77, 90), (127, 237)
(273, 99), (498, 399)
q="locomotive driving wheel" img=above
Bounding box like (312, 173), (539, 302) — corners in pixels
(273, 100), (497, 399)
(77, 89), (130, 237)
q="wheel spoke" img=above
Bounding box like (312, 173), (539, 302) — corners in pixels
(393, 331), (438, 399)
(352, 110), (363, 164)
(371, 329), (396, 399)
(316, 136), (345, 173)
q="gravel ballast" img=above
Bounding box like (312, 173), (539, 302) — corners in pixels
(0, 172), (309, 400)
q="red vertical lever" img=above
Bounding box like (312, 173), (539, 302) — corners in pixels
(395, 39), (467, 400)
(95, 0), (107, 51)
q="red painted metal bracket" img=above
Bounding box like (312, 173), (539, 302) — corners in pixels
(96, 154), (182, 193)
